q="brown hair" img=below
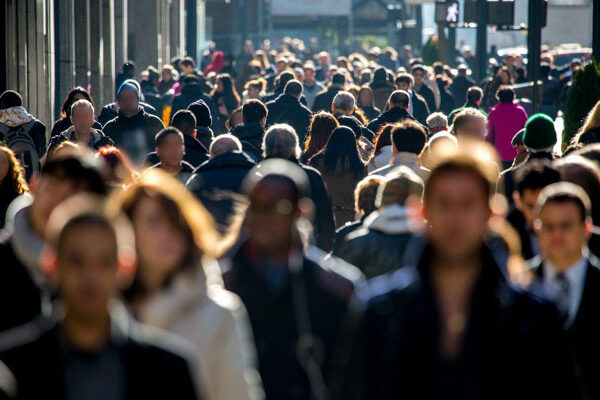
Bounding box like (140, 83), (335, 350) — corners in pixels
(0, 145), (29, 195)
(368, 124), (393, 163)
(303, 112), (339, 161)
(354, 175), (384, 215)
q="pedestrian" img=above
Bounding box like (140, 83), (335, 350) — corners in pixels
(0, 194), (200, 400)
(312, 72), (346, 113)
(157, 64), (178, 95)
(369, 120), (429, 180)
(113, 169), (263, 400)
(262, 124), (336, 251)
(211, 73), (241, 132)
(540, 63), (560, 119)
(222, 159), (359, 400)
(309, 126), (367, 228)
(48, 99), (113, 155)
(51, 87), (102, 137)
(0, 152), (106, 332)
(301, 112), (338, 164)
(528, 182), (600, 399)
(96, 146), (139, 188)
(571, 100), (600, 146)
(171, 74), (217, 118)
(0, 145), (29, 230)
(411, 65), (436, 112)
(447, 86), (486, 125)
(186, 134), (256, 233)
(98, 79), (159, 126)
(115, 60), (135, 94)
(367, 90), (417, 135)
(448, 65), (475, 111)
(369, 68), (395, 112)
(0, 90), (47, 181)
(336, 167), (423, 278)
(487, 86), (528, 169)
(150, 127), (195, 184)
(266, 80), (312, 146)
(188, 99), (216, 151)
(102, 82), (165, 165)
(331, 91), (375, 142)
(302, 62), (324, 109)
(356, 86), (381, 123)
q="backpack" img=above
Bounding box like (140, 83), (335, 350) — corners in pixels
(0, 120), (40, 181)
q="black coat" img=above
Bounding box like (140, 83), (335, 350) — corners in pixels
(311, 87), (342, 113)
(266, 94), (313, 146)
(528, 257), (600, 400)
(506, 207), (537, 261)
(0, 316), (199, 400)
(301, 163), (336, 252)
(411, 91), (430, 127)
(186, 151), (255, 232)
(223, 244), (356, 400)
(416, 83), (436, 113)
(333, 244), (580, 400)
(230, 123), (265, 163)
(195, 126), (214, 151)
(501, 152), (555, 205)
(367, 106), (417, 135)
(0, 238), (42, 333)
(98, 102), (158, 126)
(449, 75), (476, 106)
(50, 117), (103, 138)
(358, 106), (380, 123)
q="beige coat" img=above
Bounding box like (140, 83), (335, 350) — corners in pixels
(139, 261), (264, 400)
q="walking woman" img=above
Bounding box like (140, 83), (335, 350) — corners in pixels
(301, 111), (338, 164)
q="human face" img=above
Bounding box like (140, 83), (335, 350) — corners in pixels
(117, 89), (139, 116)
(31, 176), (78, 237)
(70, 106), (94, 134)
(162, 70), (172, 81)
(156, 134), (184, 169)
(413, 70), (425, 85)
(456, 118), (487, 141)
(425, 171), (490, 262)
(58, 225), (118, 320)
(131, 196), (187, 292)
(246, 179), (297, 254)
(248, 86), (260, 99)
(0, 151), (9, 183)
(515, 188), (541, 228)
(535, 202), (589, 267)
(275, 61), (287, 73)
(304, 68), (315, 83)
(397, 81), (411, 91)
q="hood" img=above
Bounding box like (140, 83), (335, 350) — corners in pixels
(231, 122), (264, 141)
(204, 51), (224, 75)
(196, 151), (256, 172)
(0, 106), (34, 127)
(364, 204), (412, 235)
(183, 133), (208, 153)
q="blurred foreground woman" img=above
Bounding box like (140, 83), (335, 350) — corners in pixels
(110, 169), (263, 400)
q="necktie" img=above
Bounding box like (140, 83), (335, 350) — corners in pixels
(555, 273), (571, 325)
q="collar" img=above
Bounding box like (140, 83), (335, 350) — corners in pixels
(390, 151), (419, 166)
(363, 204), (412, 235)
(543, 255), (588, 287)
(66, 127), (102, 145)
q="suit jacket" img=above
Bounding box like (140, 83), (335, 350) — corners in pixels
(528, 256), (600, 400)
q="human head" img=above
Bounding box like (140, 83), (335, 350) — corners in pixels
(321, 126), (365, 179)
(0, 145), (29, 195)
(116, 82), (140, 116)
(423, 142), (499, 262)
(534, 182), (592, 269)
(496, 85), (515, 104)
(421, 131), (457, 169)
(426, 112), (448, 135)
(242, 99), (268, 126)
(466, 86), (483, 105)
(388, 90), (410, 110)
(411, 65), (427, 85)
(187, 100), (212, 128)
(70, 99), (95, 134)
(30, 152), (107, 239)
(209, 134), (242, 158)
(305, 112), (338, 159)
(161, 65), (175, 82)
(275, 71), (295, 91)
(225, 107), (243, 131)
(391, 120), (427, 156)
(122, 61), (135, 75)
(171, 109), (197, 137)
(357, 86), (375, 108)
(331, 73), (346, 88)
(155, 127), (185, 168)
(395, 73), (414, 91)
(283, 80), (303, 99)
(244, 79), (266, 99)
(0, 90), (23, 110)
(61, 87), (94, 118)
(242, 159), (311, 254)
(522, 113), (557, 153)
(332, 91), (356, 115)
(303, 62), (316, 83)
(179, 56), (196, 75)
(96, 146), (138, 187)
(263, 124), (301, 161)
(44, 194), (136, 320)
(111, 169), (218, 298)
(376, 166), (423, 208)
(451, 108), (487, 141)
(512, 161), (561, 228)
(354, 175), (384, 217)
(553, 156), (600, 226)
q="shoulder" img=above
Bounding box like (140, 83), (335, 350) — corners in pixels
(144, 113), (165, 126)
(306, 256), (362, 304)
(0, 316), (56, 356)
(355, 266), (421, 306)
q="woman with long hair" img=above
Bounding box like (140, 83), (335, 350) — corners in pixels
(309, 126), (367, 227)
(211, 73), (241, 131)
(110, 169), (262, 400)
(301, 112), (338, 164)
(367, 124), (394, 172)
(357, 86), (381, 122)
(573, 100), (600, 145)
(0, 145), (29, 229)
(51, 87), (102, 137)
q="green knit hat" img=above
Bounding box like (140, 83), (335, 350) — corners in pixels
(522, 113), (556, 152)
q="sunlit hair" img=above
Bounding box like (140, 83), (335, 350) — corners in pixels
(303, 112), (338, 161)
(354, 175), (384, 214)
(357, 86), (375, 108)
(573, 100), (600, 145)
(96, 146), (138, 187)
(60, 87), (94, 118)
(108, 169), (221, 296)
(368, 124), (393, 163)
(450, 107), (487, 136)
(0, 145), (29, 195)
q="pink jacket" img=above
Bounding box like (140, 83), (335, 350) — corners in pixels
(487, 102), (528, 161)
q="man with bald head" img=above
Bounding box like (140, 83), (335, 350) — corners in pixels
(367, 90), (421, 134)
(187, 134), (256, 232)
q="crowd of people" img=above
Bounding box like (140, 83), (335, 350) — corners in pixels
(0, 36), (599, 400)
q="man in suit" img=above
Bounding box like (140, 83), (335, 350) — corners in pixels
(0, 195), (200, 400)
(529, 182), (600, 399)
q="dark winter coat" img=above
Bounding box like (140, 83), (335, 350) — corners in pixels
(98, 102), (158, 126)
(410, 91), (430, 127)
(449, 75), (476, 106)
(266, 94), (313, 146)
(367, 106), (417, 136)
(172, 83), (218, 120)
(195, 126), (214, 151)
(312, 86), (343, 113)
(151, 161), (195, 185)
(358, 106), (381, 123)
(50, 117), (102, 138)
(416, 83), (436, 113)
(230, 122), (265, 163)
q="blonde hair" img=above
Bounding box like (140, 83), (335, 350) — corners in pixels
(573, 100), (600, 145)
(0, 145), (29, 195)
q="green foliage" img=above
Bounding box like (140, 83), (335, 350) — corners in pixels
(562, 60), (600, 146)
(421, 35), (439, 65)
